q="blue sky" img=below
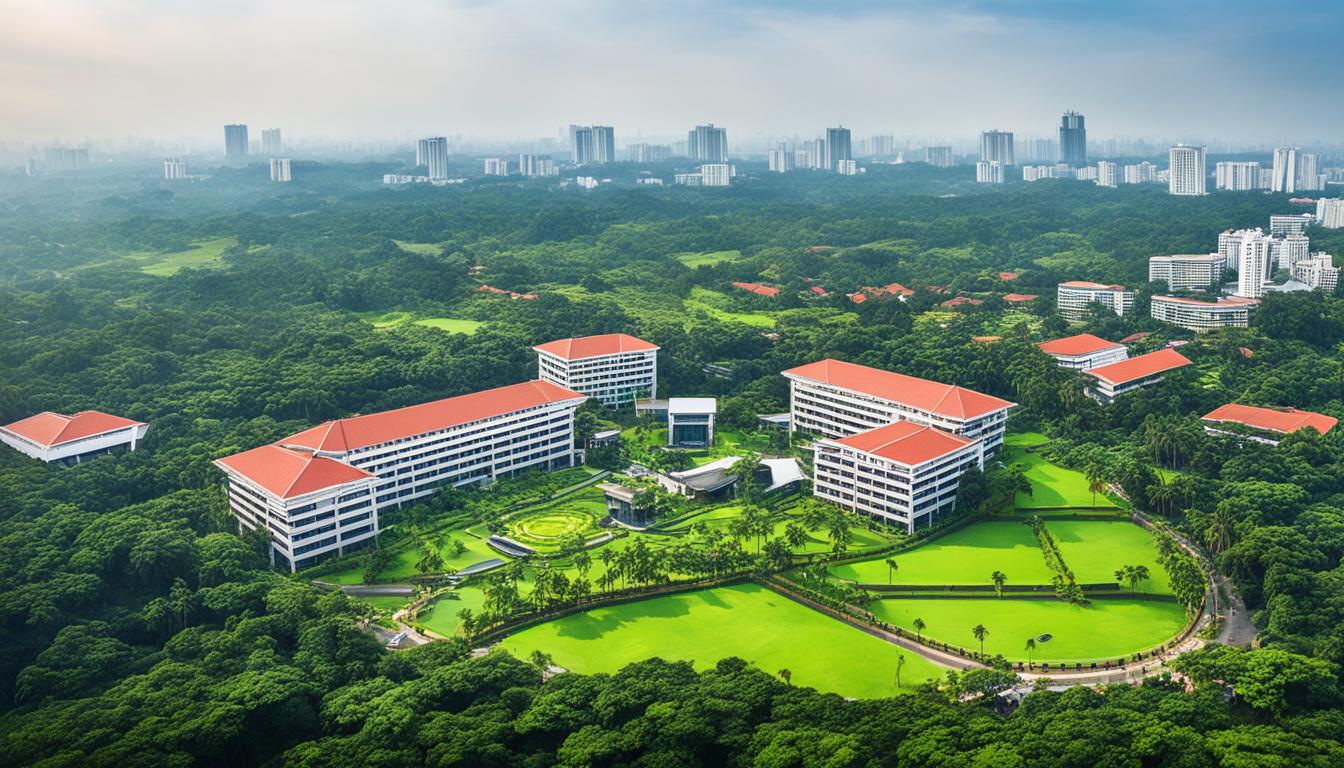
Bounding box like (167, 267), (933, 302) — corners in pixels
(1, 0), (1339, 143)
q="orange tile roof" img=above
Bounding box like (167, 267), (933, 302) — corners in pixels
(280, 380), (586, 453)
(941, 296), (983, 308)
(1085, 348), (1191, 386)
(2, 410), (145, 447)
(884, 282), (915, 297)
(533, 333), (658, 360)
(1202, 403), (1336, 436)
(1059, 280), (1126, 290)
(999, 271), (1020, 281)
(1003, 293), (1038, 303)
(1037, 333), (1125, 357)
(214, 445), (376, 500)
(782, 358), (1015, 419)
(732, 281), (780, 298)
(1120, 332), (1152, 343)
(830, 421), (975, 466)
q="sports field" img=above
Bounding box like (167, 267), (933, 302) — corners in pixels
(497, 583), (949, 697)
(1006, 447), (1118, 509)
(1048, 520), (1172, 594)
(869, 597), (1187, 663)
(828, 521), (1056, 585)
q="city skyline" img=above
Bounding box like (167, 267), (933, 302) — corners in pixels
(3, 1), (1342, 144)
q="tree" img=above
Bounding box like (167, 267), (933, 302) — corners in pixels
(972, 623), (989, 655)
(885, 558), (899, 585)
(1024, 637), (1036, 666)
(1008, 463), (1032, 498)
(784, 522), (809, 550)
(895, 654), (906, 689)
(529, 649), (554, 673)
(1204, 501), (1239, 555)
(778, 668), (792, 686)
(991, 570), (1006, 597)
(1085, 463), (1108, 508)
(913, 617), (926, 643)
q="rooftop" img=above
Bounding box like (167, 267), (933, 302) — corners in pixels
(1, 410), (145, 448)
(1059, 280), (1127, 291)
(668, 397), (717, 415)
(532, 333), (658, 360)
(213, 445), (376, 500)
(1152, 295), (1260, 307)
(1003, 293), (1039, 303)
(1038, 333), (1125, 357)
(1085, 348), (1192, 386)
(782, 358), (1015, 420)
(732, 281), (780, 298)
(828, 421), (975, 466)
(1202, 403), (1336, 436)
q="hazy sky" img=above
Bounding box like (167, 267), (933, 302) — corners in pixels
(3, 0), (1341, 144)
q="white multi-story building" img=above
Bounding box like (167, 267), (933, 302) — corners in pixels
(214, 380), (587, 572)
(423, 137), (449, 180)
(782, 358), (1016, 457)
(1151, 295), (1258, 331)
(768, 147), (794, 173)
(1085, 348), (1192, 403)
(1056, 281), (1135, 320)
(1219, 228), (1267, 271)
(975, 160), (1004, 184)
(533, 333), (659, 407)
(1123, 162), (1158, 184)
(1273, 234), (1311, 271)
(164, 159), (187, 180)
(925, 146), (953, 167)
(517, 154), (558, 178)
(1148, 253), (1224, 290)
(1225, 230), (1275, 297)
(483, 158), (509, 176)
(269, 158), (292, 182)
(1, 410), (149, 465)
(1271, 147), (1298, 193)
(1269, 214), (1314, 237)
(813, 420), (985, 533)
(1168, 145), (1206, 196)
(1317, 198), (1344, 229)
(980, 130), (1014, 166)
(1023, 165), (1054, 182)
(1215, 161), (1261, 191)
(1097, 161), (1118, 188)
(700, 163), (732, 187)
(1037, 334), (1129, 370)
(1292, 253), (1339, 292)
(1201, 403), (1336, 445)
(837, 159), (859, 175)
(261, 128), (283, 156)
(1297, 153), (1321, 191)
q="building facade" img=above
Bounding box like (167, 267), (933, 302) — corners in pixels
(975, 160), (1005, 184)
(164, 159), (186, 180)
(1168, 145), (1207, 196)
(1151, 295), (1258, 331)
(1, 410), (149, 465)
(423, 137), (449, 180)
(1097, 160), (1118, 188)
(1269, 214), (1313, 237)
(980, 130), (1015, 166)
(261, 128), (283, 155)
(925, 146), (953, 167)
(1148, 253), (1224, 290)
(269, 158), (292, 182)
(825, 127), (852, 172)
(700, 163), (732, 187)
(688, 124), (728, 162)
(1059, 111), (1086, 167)
(1317, 198), (1344, 229)
(1085, 348), (1192, 403)
(1271, 147), (1297, 193)
(533, 333), (659, 406)
(1201, 403), (1336, 445)
(483, 158), (509, 176)
(1216, 161), (1261, 191)
(667, 398), (716, 448)
(1056, 281), (1135, 320)
(1292, 253), (1340, 292)
(224, 124), (249, 158)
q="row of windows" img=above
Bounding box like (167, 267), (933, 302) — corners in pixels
(358, 414), (571, 474)
(347, 403), (574, 466)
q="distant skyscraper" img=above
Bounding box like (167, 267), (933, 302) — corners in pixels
(1297, 152), (1321, 191)
(163, 159), (187, 180)
(925, 146), (953, 167)
(1059, 111), (1086, 167)
(688, 124), (728, 162)
(975, 160), (1005, 184)
(224, 124), (249, 158)
(867, 135), (894, 157)
(768, 145), (794, 173)
(423, 137), (449, 180)
(626, 143), (670, 162)
(1168, 145), (1207, 196)
(483, 158), (509, 176)
(416, 138), (430, 167)
(1096, 161), (1118, 188)
(261, 128), (283, 156)
(824, 127), (852, 172)
(1024, 138), (1058, 163)
(979, 130), (1014, 166)
(1271, 147), (1298, 193)
(591, 126), (615, 164)
(1216, 161), (1261, 191)
(269, 158), (292, 182)
(1123, 161), (1158, 184)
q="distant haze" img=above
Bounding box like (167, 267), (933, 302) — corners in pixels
(2, 0), (1341, 144)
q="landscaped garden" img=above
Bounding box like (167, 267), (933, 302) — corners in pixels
(828, 520), (1056, 586)
(1047, 519), (1173, 594)
(1005, 446), (1119, 509)
(503, 487), (609, 551)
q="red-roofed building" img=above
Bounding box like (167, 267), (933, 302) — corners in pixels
(999, 271), (1020, 281)
(1120, 331), (1152, 344)
(534, 333), (659, 406)
(941, 296), (983, 309)
(809, 285), (828, 297)
(1003, 293), (1039, 304)
(814, 421), (984, 532)
(0, 410), (149, 465)
(732, 281), (780, 298)
(1084, 348), (1192, 403)
(214, 380), (587, 572)
(781, 358), (1015, 455)
(1037, 333), (1128, 370)
(848, 283), (913, 304)
(1202, 403), (1336, 445)
(1057, 281), (1135, 320)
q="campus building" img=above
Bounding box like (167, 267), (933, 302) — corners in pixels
(1056, 281), (1135, 320)
(1291, 254), (1340, 292)
(1147, 254), (1224, 291)
(1201, 403), (1337, 446)
(533, 333), (659, 407)
(782, 358), (1015, 456)
(214, 381), (587, 572)
(667, 397), (716, 448)
(0, 410), (149, 465)
(1037, 334), (1128, 370)
(1084, 348), (1192, 403)
(1150, 295), (1258, 332)
(813, 420), (985, 533)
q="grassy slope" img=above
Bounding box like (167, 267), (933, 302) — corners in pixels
(829, 521), (1056, 586)
(1048, 519), (1173, 594)
(1006, 447), (1118, 509)
(138, 236), (239, 276)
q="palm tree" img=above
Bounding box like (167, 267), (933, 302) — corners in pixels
(912, 617), (926, 643)
(972, 623), (989, 655)
(1085, 463), (1107, 508)
(885, 558), (899, 585)
(1132, 564), (1151, 597)
(1204, 503), (1237, 555)
(784, 522), (809, 550)
(894, 654), (906, 689)
(991, 570), (1007, 597)
(778, 668), (792, 686)
(456, 608), (475, 637)
(1024, 637), (1036, 667)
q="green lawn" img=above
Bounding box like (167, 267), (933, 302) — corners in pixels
(322, 530), (502, 585)
(363, 310), (414, 328)
(358, 311), (484, 334)
(684, 287), (777, 328)
(870, 597), (1188, 663)
(393, 240), (444, 255)
(1005, 447), (1118, 509)
(418, 587), (487, 637)
(1047, 520), (1172, 594)
(1003, 432), (1049, 448)
(829, 521), (1055, 586)
(356, 595), (410, 614)
(137, 236), (238, 276)
(677, 250), (742, 267)
(497, 583), (948, 697)
(413, 317), (485, 334)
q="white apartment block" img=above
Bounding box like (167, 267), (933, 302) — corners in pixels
(1168, 145), (1206, 196)
(1097, 161), (1118, 188)
(813, 421), (985, 533)
(1219, 228), (1264, 271)
(214, 380), (587, 572)
(1317, 198), (1344, 229)
(483, 158), (509, 176)
(1215, 161), (1261, 191)
(1292, 254), (1339, 292)
(1151, 295), (1258, 332)
(1085, 349), (1192, 403)
(1037, 334), (1129, 370)
(1, 410), (149, 465)
(1056, 281), (1135, 320)
(782, 358), (1015, 457)
(533, 333), (659, 407)
(269, 158), (292, 182)
(1123, 162), (1158, 184)
(768, 148), (794, 172)
(700, 163), (732, 187)
(1270, 214), (1313, 237)
(1148, 253), (1224, 291)
(976, 160), (1005, 184)
(1297, 153), (1322, 191)
(1227, 231), (1274, 297)
(1272, 147), (1297, 193)
(1273, 234), (1311, 271)
(164, 159), (187, 180)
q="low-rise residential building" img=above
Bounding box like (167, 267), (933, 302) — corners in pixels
(813, 420), (985, 533)
(667, 397), (716, 448)
(0, 410), (149, 465)
(1201, 403), (1337, 445)
(782, 358), (1015, 456)
(1291, 253), (1339, 292)
(1084, 348), (1192, 403)
(214, 380), (587, 572)
(533, 333), (659, 407)
(1148, 253), (1224, 291)
(1037, 334), (1128, 370)
(1056, 281), (1135, 320)
(1150, 295), (1258, 332)
(732, 281), (780, 297)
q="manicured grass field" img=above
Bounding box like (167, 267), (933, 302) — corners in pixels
(356, 595), (410, 614)
(1003, 432), (1050, 448)
(1005, 447), (1118, 509)
(418, 587), (487, 637)
(321, 529), (502, 585)
(684, 288), (777, 328)
(677, 250), (741, 267)
(869, 597), (1188, 663)
(498, 583), (948, 697)
(137, 236), (238, 276)
(505, 489), (608, 549)
(1048, 520), (1172, 594)
(413, 317), (485, 334)
(364, 310), (413, 328)
(829, 521), (1056, 586)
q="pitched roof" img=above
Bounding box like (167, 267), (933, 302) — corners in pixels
(781, 358), (1015, 419)
(1, 410), (145, 447)
(941, 296), (983, 308)
(1059, 280), (1127, 290)
(829, 421), (975, 466)
(1202, 403), (1337, 436)
(532, 333), (658, 360)
(1003, 293), (1039, 302)
(214, 445), (376, 499)
(1120, 331), (1152, 343)
(999, 271), (1020, 281)
(732, 281), (780, 297)
(1085, 348), (1192, 385)
(1152, 295), (1259, 308)
(280, 380), (586, 453)
(1037, 333), (1125, 357)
